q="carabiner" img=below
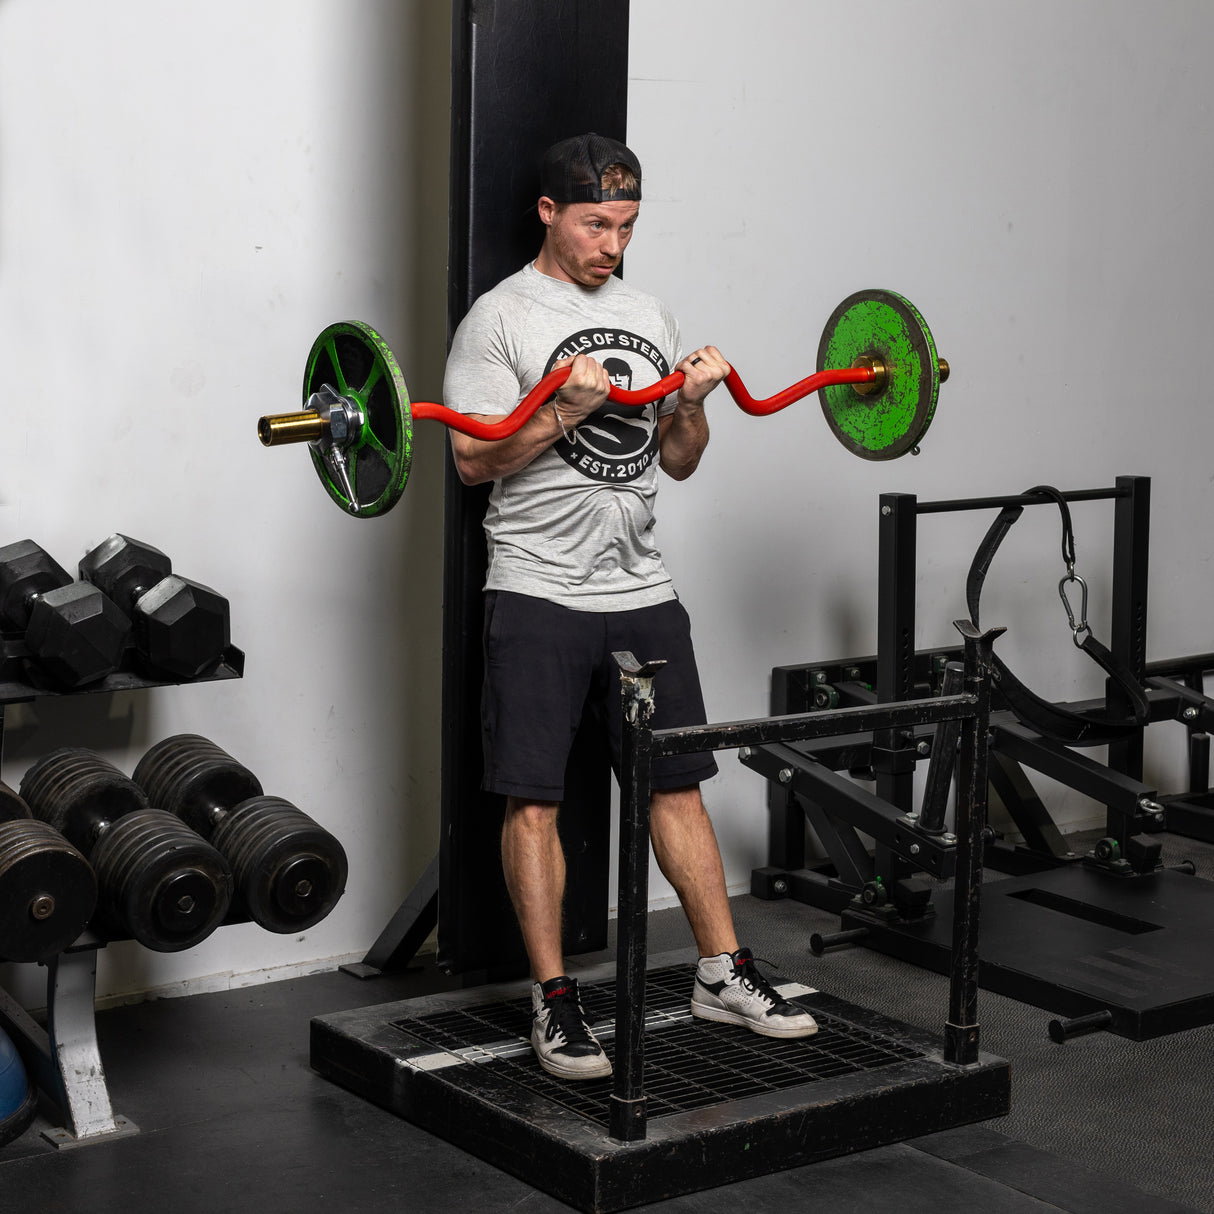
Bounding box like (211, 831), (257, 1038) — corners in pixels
(1058, 572), (1090, 647)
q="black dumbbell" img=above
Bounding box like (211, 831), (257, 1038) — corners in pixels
(133, 735), (347, 933)
(79, 534), (230, 679)
(19, 749), (233, 952)
(0, 539), (130, 688)
(0, 780), (97, 962)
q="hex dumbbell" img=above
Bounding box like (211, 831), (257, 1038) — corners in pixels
(0, 540), (130, 687)
(133, 735), (347, 933)
(19, 749), (233, 952)
(79, 534), (230, 679)
(0, 780), (97, 962)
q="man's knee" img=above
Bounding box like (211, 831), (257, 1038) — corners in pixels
(504, 798), (561, 833)
(655, 781), (704, 810)
(651, 784), (707, 818)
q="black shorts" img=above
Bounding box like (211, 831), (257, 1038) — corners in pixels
(480, 590), (719, 801)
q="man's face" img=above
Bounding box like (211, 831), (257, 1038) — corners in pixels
(537, 198), (639, 288)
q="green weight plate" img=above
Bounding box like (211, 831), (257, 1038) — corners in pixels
(303, 321), (413, 517)
(816, 289), (940, 460)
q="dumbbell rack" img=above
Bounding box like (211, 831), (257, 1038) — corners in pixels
(0, 641), (244, 1148)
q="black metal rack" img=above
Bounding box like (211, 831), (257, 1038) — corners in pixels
(0, 646), (244, 1147)
(749, 477), (1214, 1039)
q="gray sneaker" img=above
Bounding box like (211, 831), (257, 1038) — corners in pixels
(691, 948), (818, 1038)
(531, 976), (612, 1080)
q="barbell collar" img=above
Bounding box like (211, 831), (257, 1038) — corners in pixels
(326, 447), (359, 514)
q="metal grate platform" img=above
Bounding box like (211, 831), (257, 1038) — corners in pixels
(389, 964), (923, 1125)
(312, 950), (1010, 1213)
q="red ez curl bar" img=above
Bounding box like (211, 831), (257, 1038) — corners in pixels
(410, 363), (881, 441)
(257, 289), (948, 516)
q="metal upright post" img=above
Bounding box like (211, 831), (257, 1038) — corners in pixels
(609, 652), (664, 1143)
(877, 494), (918, 807)
(876, 494), (919, 893)
(1106, 476), (1151, 825)
(944, 620), (1002, 1066)
(766, 669), (807, 870)
(919, 661), (965, 834)
(1191, 730), (1211, 796)
(1181, 661), (1210, 795)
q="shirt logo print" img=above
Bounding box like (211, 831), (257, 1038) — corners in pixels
(545, 327), (670, 484)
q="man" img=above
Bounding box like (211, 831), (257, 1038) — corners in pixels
(444, 133), (817, 1081)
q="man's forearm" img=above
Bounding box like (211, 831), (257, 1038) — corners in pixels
(659, 398), (710, 480)
(448, 353), (613, 485)
(449, 405), (568, 485)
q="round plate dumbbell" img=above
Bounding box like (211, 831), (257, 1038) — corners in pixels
(134, 734), (348, 933)
(0, 540), (130, 688)
(19, 749), (233, 952)
(257, 288), (949, 517)
(0, 780), (97, 962)
(79, 535), (230, 679)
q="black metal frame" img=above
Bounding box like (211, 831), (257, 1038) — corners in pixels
(758, 477), (1214, 906)
(878, 479), (1153, 848)
(743, 477), (1214, 1041)
(607, 622), (1000, 1143)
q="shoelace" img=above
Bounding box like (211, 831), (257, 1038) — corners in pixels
(733, 953), (783, 1005)
(544, 988), (596, 1046)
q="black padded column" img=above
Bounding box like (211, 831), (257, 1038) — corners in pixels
(439, 0), (630, 974)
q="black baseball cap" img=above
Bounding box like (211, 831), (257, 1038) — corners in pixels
(540, 132), (642, 203)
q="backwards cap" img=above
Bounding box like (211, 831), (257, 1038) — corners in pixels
(540, 132), (642, 203)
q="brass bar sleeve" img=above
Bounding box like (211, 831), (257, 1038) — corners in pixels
(258, 411), (328, 447)
(850, 356), (886, 397)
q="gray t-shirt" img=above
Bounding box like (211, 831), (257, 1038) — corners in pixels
(443, 262), (683, 610)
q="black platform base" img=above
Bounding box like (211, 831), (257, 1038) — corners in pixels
(310, 950), (1010, 1213)
(845, 866), (1214, 1039)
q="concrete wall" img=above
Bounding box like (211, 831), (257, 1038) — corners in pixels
(0, 0), (1210, 1003)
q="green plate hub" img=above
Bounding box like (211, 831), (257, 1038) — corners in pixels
(303, 321), (413, 517)
(817, 289), (940, 460)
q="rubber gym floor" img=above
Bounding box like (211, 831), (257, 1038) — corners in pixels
(1, 832), (1211, 1214)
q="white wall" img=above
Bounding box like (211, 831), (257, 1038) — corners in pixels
(626, 0), (1214, 899)
(0, 1), (1211, 1004)
(0, 0), (450, 1005)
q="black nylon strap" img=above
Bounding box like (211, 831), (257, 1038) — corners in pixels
(966, 485), (1150, 746)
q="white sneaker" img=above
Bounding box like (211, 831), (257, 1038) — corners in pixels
(690, 948), (818, 1038)
(531, 976), (612, 1080)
